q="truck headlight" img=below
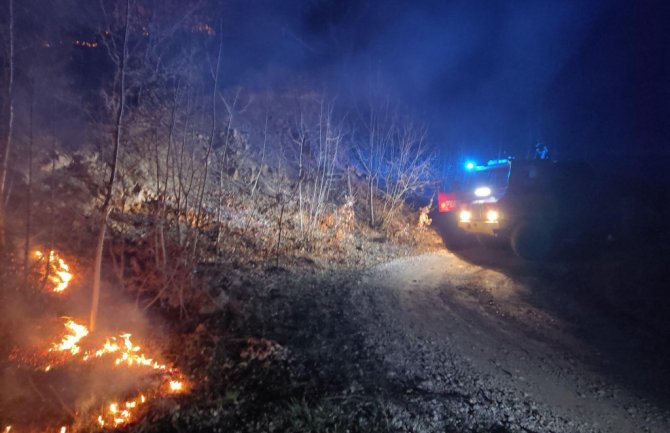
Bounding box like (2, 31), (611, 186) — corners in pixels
(459, 210), (472, 223)
(486, 209), (499, 222)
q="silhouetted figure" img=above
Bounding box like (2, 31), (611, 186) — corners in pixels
(535, 143), (550, 160)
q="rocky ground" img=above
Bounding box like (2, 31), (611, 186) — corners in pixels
(350, 250), (669, 432)
(129, 226), (670, 433)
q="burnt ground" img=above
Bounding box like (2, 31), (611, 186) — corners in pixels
(127, 221), (670, 433)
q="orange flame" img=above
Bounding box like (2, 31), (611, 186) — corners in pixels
(34, 250), (73, 293)
(48, 319), (188, 428)
(50, 319), (89, 355)
(82, 333), (169, 371)
(169, 380), (184, 393)
(15, 250), (189, 431)
(97, 393), (153, 427)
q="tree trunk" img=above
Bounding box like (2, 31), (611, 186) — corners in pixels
(190, 28), (222, 264)
(23, 86), (34, 281)
(369, 177), (375, 227)
(90, 217), (107, 329)
(250, 109), (268, 198)
(90, 0), (130, 331)
(0, 0), (15, 252)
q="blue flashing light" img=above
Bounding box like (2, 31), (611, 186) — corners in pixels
(487, 158), (510, 166)
(465, 161), (476, 170)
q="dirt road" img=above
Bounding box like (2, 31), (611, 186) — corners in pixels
(351, 249), (670, 433)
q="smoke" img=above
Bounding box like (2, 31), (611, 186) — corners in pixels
(211, 1), (603, 156)
(9, 0), (666, 164)
(0, 264), (175, 430)
(212, 0), (668, 159)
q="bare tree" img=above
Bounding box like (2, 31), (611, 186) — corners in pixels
(354, 99), (433, 229)
(90, 0), (131, 331)
(290, 96), (344, 245)
(353, 97), (395, 227)
(23, 84), (34, 280)
(0, 0), (15, 252)
(306, 98), (342, 236)
(250, 108), (269, 198)
(189, 27), (223, 267)
(380, 118), (432, 225)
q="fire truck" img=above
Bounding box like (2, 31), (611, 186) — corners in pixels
(455, 158), (576, 259)
(436, 159), (512, 248)
(439, 157), (665, 260)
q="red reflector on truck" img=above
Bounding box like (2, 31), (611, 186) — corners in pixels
(438, 192), (458, 212)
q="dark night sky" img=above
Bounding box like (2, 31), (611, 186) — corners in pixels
(217, 0), (669, 160)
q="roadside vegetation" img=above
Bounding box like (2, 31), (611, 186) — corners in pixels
(0, 1), (441, 431)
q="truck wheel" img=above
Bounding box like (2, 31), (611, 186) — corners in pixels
(511, 220), (554, 260)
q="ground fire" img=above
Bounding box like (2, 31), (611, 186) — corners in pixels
(34, 250), (73, 294)
(2, 250), (187, 432)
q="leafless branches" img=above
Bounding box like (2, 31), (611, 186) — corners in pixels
(290, 96), (344, 246)
(353, 100), (433, 229)
(0, 0), (437, 317)
(91, 0), (131, 331)
(381, 117), (432, 224)
(0, 0), (15, 252)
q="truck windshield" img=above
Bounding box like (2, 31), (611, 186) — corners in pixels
(464, 164), (511, 197)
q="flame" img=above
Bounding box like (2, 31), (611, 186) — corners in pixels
(50, 319), (89, 355)
(33, 250), (73, 293)
(82, 333), (168, 371)
(92, 377), (188, 427)
(98, 393), (153, 427)
(48, 320), (188, 428)
(11, 249), (189, 431)
(169, 381), (184, 393)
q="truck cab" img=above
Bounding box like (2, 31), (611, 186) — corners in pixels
(436, 159), (512, 249)
(437, 159), (511, 214)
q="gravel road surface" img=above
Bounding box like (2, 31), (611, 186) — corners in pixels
(350, 250), (669, 433)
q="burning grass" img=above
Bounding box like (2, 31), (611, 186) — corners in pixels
(33, 250), (74, 294)
(2, 250), (188, 433)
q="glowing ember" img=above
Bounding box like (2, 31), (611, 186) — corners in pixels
(60, 427), (67, 433)
(4, 426), (12, 433)
(33, 250), (74, 293)
(97, 393), (152, 427)
(50, 318), (89, 355)
(169, 380), (184, 393)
